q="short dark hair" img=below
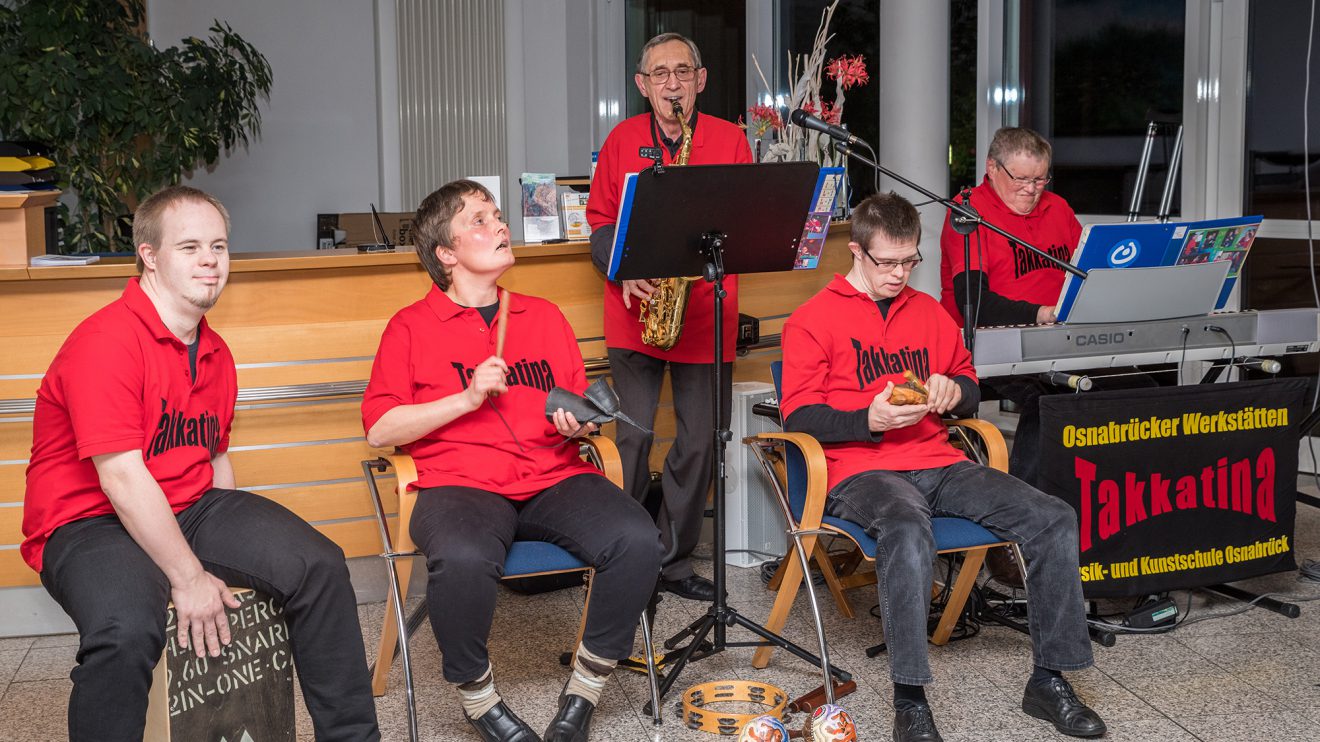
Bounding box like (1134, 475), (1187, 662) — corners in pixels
(850, 192), (923, 254)
(413, 179), (498, 290)
(988, 126), (1052, 164)
(133, 185), (230, 273)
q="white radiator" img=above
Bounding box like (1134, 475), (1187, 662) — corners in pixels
(395, 0), (508, 207)
(725, 382), (789, 568)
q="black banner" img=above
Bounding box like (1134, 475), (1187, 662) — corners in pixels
(1039, 378), (1304, 597)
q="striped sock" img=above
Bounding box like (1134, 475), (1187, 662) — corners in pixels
(457, 664), (501, 720)
(563, 644), (617, 707)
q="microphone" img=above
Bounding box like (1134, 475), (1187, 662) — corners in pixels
(789, 108), (861, 144)
(1040, 371), (1093, 391)
(1235, 357), (1282, 374)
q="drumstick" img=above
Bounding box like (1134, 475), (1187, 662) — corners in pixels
(494, 288), (510, 358)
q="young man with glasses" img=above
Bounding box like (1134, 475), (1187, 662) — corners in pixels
(585, 32), (752, 603)
(782, 193), (1104, 742)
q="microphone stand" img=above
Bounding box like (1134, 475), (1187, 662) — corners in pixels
(832, 140), (1087, 357)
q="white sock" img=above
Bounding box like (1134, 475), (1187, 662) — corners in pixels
(457, 664), (501, 719)
(563, 644), (616, 707)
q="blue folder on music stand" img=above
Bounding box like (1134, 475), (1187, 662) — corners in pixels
(1055, 215), (1262, 323)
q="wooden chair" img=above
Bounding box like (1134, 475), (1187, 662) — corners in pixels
(744, 362), (1019, 669)
(361, 437), (661, 742)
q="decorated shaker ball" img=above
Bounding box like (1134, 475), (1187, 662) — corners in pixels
(737, 714), (790, 742)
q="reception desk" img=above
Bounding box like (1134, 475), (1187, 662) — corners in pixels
(0, 232), (852, 598)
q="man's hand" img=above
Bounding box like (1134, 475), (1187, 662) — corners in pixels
(172, 571), (241, 658)
(868, 382), (932, 432)
(924, 374), (963, 415)
(463, 356), (509, 408)
(620, 279), (657, 310)
(1036, 305), (1058, 325)
(551, 407), (598, 438)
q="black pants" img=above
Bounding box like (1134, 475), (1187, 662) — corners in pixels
(40, 489), (380, 742)
(608, 348), (733, 580)
(986, 368), (1159, 488)
(410, 473), (662, 683)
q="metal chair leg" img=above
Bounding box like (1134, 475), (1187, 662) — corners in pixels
(790, 527), (836, 704)
(362, 458), (420, 742)
(639, 611), (662, 726)
(384, 554), (419, 742)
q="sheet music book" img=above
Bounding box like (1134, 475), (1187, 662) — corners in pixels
(793, 166), (844, 270)
(1054, 215), (1262, 323)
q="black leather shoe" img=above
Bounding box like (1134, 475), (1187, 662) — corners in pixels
(660, 574), (716, 601)
(543, 693), (595, 741)
(892, 703), (943, 742)
(1021, 677), (1107, 738)
(466, 701), (541, 742)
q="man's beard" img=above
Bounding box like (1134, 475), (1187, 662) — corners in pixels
(186, 287), (222, 311)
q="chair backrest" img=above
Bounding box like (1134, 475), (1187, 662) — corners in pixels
(770, 361), (810, 521)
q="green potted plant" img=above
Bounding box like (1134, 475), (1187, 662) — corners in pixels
(0, 0), (272, 253)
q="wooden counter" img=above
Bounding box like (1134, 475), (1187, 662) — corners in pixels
(0, 233), (853, 588)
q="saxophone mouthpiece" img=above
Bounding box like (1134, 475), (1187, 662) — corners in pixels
(671, 100), (684, 118)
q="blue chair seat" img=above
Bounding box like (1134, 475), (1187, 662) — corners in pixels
(505, 541), (588, 576)
(820, 516), (1002, 558)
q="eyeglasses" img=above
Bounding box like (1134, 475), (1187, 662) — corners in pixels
(995, 158), (1052, 188)
(861, 249), (923, 272)
(645, 66), (697, 85)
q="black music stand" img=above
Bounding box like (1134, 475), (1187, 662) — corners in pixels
(608, 161), (853, 708)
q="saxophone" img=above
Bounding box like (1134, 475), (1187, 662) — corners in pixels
(639, 100), (699, 350)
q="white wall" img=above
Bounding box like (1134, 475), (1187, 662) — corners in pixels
(148, 0), (382, 252)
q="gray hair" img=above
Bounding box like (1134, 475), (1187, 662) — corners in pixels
(636, 32), (702, 74)
(988, 127), (1052, 164)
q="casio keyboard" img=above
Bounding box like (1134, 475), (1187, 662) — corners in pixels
(972, 308), (1320, 378)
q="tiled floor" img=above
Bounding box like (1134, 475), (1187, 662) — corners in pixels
(4, 491), (1320, 741)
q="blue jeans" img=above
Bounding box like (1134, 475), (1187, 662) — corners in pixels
(826, 460), (1094, 685)
(410, 473), (663, 683)
(40, 489), (380, 742)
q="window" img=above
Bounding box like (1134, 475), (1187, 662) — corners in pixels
(1244, 0), (1320, 220)
(1014, 0), (1185, 216)
(624, 0), (745, 126)
(777, 0), (880, 204)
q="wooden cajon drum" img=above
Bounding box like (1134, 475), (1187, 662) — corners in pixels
(144, 589), (295, 741)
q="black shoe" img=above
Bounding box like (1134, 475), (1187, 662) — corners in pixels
(1021, 677), (1107, 738)
(660, 574), (716, 601)
(892, 703), (943, 742)
(466, 701), (541, 742)
(543, 693), (595, 741)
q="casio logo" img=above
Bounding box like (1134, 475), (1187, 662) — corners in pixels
(1075, 332), (1125, 346)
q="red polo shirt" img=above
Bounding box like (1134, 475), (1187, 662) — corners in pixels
(23, 278), (236, 572)
(586, 112), (753, 363)
(362, 286), (600, 499)
(938, 177), (1082, 326)
(782, 276), (975, 492)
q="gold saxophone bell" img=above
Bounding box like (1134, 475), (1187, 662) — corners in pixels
(640, 100), (699, 350)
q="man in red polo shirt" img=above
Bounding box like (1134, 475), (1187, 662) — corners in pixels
(23, 186), (379, 742)
(938, 127), (1154, 487)
(586, 32), (752, 601)
(784, 193), (1103, 742)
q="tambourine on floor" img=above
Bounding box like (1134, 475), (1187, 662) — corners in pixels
(680, 679), (788, 736)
